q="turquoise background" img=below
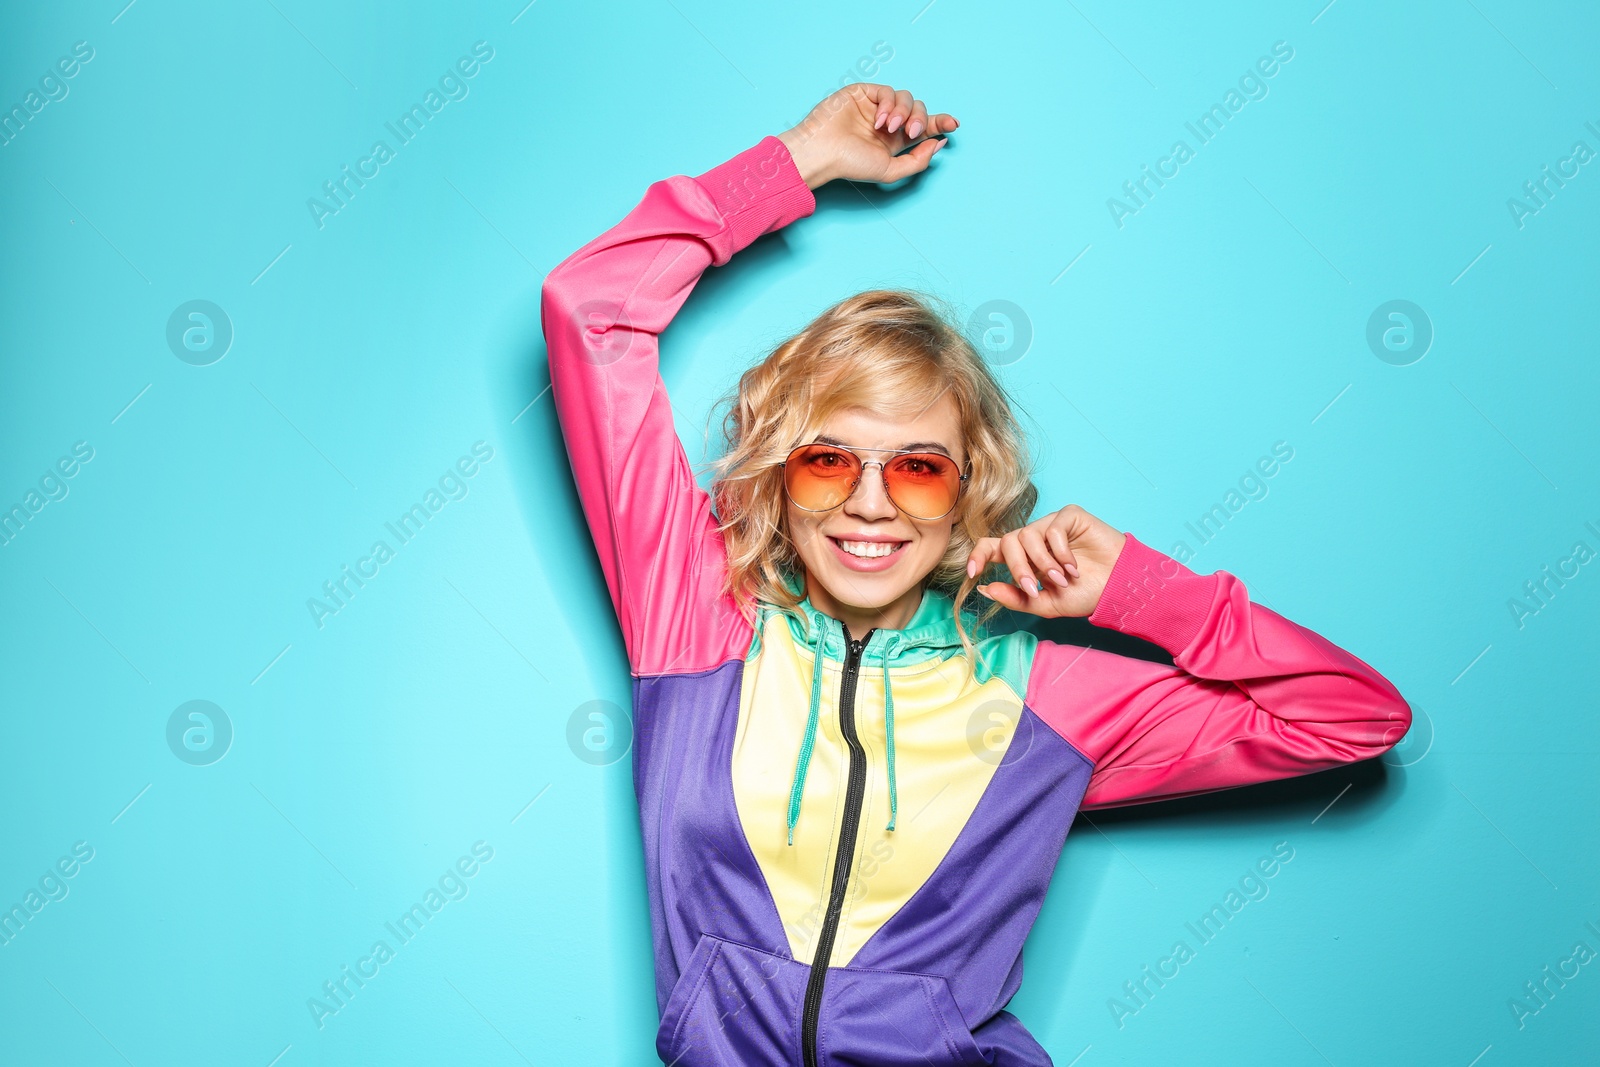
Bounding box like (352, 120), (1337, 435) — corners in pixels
(2, 0), (1596, 1063)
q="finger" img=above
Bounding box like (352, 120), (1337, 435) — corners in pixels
(928, 112), (960, 135)
(862, 83), (895, 129)
(1000, 531), (1039, 598)
(881, 135), (944, 182)
(978, 580), (1030, 612)
(1019, 526), (1067, 589)
(1045, 521), (1080, 579)
(966, 536), (999, 579)
(885, 89), (913, 133)
(905, 98), (930, 140)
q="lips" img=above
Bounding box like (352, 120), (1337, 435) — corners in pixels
(827, 535), (909, 572)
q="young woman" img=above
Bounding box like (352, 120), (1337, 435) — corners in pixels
(543, 83), (1411, 1067)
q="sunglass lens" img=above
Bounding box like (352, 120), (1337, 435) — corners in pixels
(884, 453), (962, 518)
(784, 445), (860, 511)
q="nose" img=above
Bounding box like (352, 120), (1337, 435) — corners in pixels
(843, 461), (898, 521)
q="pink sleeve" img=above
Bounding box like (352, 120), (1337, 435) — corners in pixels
(1027, 533), (1413, 809)
(541, 136), (817, 677)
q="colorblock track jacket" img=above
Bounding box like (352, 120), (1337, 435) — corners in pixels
(541, 134), (1413, 1067)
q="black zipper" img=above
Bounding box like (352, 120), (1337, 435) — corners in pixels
(799, 622), (875, 1067)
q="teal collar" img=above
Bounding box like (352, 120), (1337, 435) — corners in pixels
(768, 573), (979, 845)
(779, 572), (971, 666)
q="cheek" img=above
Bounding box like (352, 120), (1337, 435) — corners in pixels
(915, 522), (955, 557)
(786, 507), (821, 550)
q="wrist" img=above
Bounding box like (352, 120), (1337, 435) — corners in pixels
(1087, 533), (1217, 652)
(776, 128), (832, 190)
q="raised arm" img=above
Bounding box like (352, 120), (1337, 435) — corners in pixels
(543, 85), (955, 677)
(1022, 533), (1413, 808)
(541, 136), (816, 677)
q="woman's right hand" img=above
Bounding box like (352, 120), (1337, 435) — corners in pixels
(776, 84), (957, 190)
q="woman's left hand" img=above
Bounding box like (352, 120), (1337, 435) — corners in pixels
(967, 504), (1128, 618)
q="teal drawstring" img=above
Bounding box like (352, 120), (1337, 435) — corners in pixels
(785, 617), (901, 845)
(786, 613), (830, 846)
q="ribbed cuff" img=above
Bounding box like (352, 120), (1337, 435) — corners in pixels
(1086, 532), (1220, 655)
(691, 135), (817, 264)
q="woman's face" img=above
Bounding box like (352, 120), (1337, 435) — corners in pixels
(786, 396), (966, 629)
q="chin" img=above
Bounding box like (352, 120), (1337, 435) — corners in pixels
(812, 550), (933, 609)
(795, 526), (948, 614)
(824, 574), (917, 611)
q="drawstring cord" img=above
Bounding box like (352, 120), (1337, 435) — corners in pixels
(786, 615), (830, 846)
(786, 614), (901, 845)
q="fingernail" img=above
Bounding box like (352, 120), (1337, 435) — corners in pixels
(967, 559), (977, 578)
(1047, 568), (1068, 587)
(1065, 563), (1079, 579)
(977, 585), (993, 600)
(888, 114), (903, 132)
(907, 120), (922, 139)
(933, 138), (947, 153)
(875, 111), (886, 129)
(1023, 577), (1038, 597)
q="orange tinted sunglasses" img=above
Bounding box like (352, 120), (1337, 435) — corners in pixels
(779, 442), (969, 521)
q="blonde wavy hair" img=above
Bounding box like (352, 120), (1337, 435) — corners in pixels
(707, 288), (1038, 674)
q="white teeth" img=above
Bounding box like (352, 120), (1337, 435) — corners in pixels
(837, 540), (901, 558)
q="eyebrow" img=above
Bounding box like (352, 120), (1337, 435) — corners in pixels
(815, 434), (954, 458)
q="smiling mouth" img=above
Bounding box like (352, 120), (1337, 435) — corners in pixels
(829, 537), (909, 559)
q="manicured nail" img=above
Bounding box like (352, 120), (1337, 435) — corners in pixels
(888, 114), (903, 132)
(1047, 568), (1068, 587)
(907, 120), (922, 139)
(1065, 563), (1079, 579)
(967, 559), (977, 578)
(875, 111), (886, 129)
(977, 585), (993, 600)
(1023, 576), (1038, 597)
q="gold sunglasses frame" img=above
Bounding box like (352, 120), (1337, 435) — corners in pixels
(776, 441), (971, 521)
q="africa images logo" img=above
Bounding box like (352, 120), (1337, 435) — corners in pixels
(306, 42), (495, 230)
(1106, 41), (1295, 229)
